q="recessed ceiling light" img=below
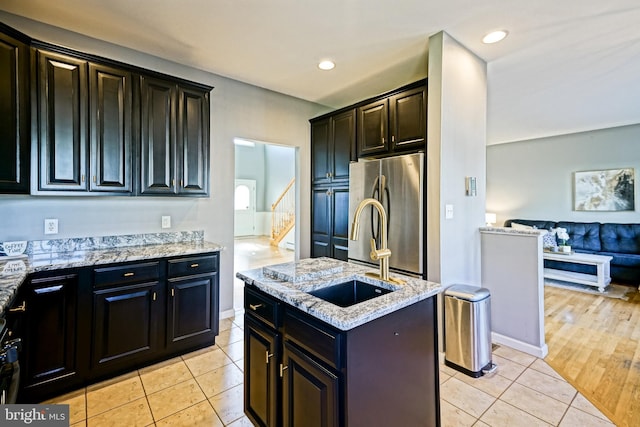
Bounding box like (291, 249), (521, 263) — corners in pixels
(318, 60), (335, 70)
(482, 30), (508, 44)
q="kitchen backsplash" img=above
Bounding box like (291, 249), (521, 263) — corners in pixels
(14, 230), (205, 255)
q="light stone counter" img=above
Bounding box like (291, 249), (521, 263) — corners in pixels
(236, 257), (443, 330)
(0, 231), (223, 316)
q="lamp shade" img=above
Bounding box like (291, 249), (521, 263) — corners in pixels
(485, 212), (497, 226)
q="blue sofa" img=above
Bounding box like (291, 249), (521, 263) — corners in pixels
(504, 219), (640, 285)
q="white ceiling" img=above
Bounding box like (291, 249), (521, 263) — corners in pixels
(1, 0), (639, 144)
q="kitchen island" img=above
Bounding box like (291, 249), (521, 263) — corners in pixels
(237, 257), (443, 427)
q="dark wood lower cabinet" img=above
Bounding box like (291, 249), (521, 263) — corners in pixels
(12, 252), (220, 403)
(167, 273), (219, 352)
(282, 342), (340, 427)
(18, 274), (79, 398)
(91, 281), (162, 374)
(245, 316), (280, 427)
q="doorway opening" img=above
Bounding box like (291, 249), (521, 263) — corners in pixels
(233, 138), (296, 310)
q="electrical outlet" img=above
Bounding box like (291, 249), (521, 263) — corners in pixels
(161, 216), (171, 229)
(44, 218), (59, 235)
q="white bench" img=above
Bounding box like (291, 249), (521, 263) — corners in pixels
(543, 251), (613, 292)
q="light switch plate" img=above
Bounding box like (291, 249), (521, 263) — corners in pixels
(161, 216), (171, 229)
(44, 218), (58, 234)
(445, 204), (454, 220)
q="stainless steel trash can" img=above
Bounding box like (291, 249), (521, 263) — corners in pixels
(444, 284), (494, 377)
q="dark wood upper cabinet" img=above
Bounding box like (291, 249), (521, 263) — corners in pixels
(357, 98), (388, 157)
(89, 63), (132, 192)
(356, 81), (427, 158)
(36, 50), (89, 192)
(0, 22), (212, 196)
(140, 76), (210, 196)
(389, 85), (427, 151)
(140, 75), (176, 195)
(311, 109), (355, 185)
(176, 86), (210, 195)
(0, 26), (30, 193)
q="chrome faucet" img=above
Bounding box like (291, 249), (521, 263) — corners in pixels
(349, 198), (392, 282)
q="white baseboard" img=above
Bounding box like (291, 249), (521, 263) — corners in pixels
(220, 308), (237, 319)
(491, 332), (549, 358)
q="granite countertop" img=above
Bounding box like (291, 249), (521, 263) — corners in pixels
(0, 236), (223, 317)
(236, 257), (443, 331)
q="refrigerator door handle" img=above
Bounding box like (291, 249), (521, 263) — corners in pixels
(380, 174), (390, 237)
(370, 176), (380, 240)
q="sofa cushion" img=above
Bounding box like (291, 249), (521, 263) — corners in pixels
(598, 251), (640, 268)
(504, 219), (557, 230)
(557, 221), (601, 251)
(601, 224), (640, 254)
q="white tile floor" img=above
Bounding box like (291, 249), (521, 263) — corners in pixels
(46, 314), (614, 426)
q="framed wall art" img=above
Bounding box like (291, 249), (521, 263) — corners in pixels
(574, 168), (635, 211)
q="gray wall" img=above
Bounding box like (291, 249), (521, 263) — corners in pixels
(0, 12), (326, 316)
(487, 124), (640, 225)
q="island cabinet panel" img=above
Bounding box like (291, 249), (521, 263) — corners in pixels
(282, 341), (340, 427)
(245, 316), (281, 427)
(0, 27), (30, 193)
(345, 296), (439, 426)
(36, 50), (88, 192)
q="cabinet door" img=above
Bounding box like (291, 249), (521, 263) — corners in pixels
(282, 342), (340, 427)
(92, 281), (162, 372)
(331, 186), (350, 261)
(389, 86), (426, 152)
(140, 75), (176, 194)
(21, 274), (78, 390)
(89, 63), (132, 192)
(0, 29), (30, 193)
(167, 273), (218, 350)
(37, 50), (88, 191)
(176, 85), (209, 195)
(357, 98), (388, 158)
(330, 109), (355, 183)
(245, 316), (280, 427)
(311, 187), (331, 258)
(311, 118), (331, 185)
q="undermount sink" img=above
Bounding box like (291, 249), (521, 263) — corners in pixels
(308, 279), (394, 307)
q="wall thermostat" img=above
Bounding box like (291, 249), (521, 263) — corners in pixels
(465, 177), (477, 196)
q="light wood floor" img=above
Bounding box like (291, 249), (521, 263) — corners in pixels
(545, 284), (640, 427)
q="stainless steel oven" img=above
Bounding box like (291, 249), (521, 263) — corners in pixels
(0, 317), (21, 404)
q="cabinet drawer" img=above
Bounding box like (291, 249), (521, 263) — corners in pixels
(284, 309), (342, 370)
(93, 261), (160, 288)
(168, 253), (218, 278)
(245, 286), (281, 329)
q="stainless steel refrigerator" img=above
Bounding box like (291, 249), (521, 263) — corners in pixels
(348, 152), (424, 277)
